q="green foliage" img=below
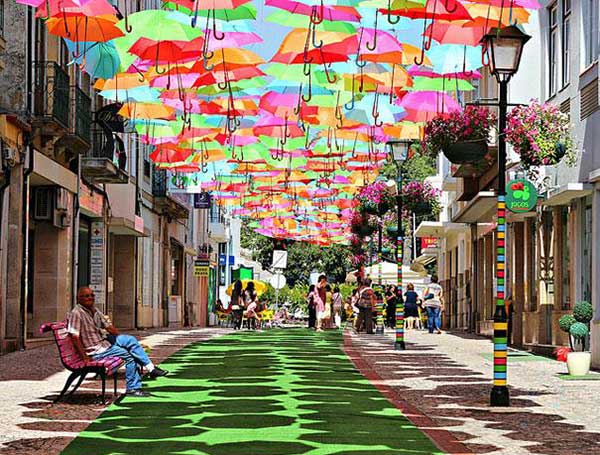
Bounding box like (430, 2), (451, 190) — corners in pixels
(559, 314), (577, 333)
(380, 151), (437, 183)
(569, 322), (589, 341)
(573, 301), (593, 324)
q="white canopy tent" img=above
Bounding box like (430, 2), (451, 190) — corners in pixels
(357, 261), (432, 294)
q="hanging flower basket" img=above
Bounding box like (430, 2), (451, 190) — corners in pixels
(356, 181), (395, 217)
(424, 106), (496, 161)
(505, 100), (576, 171)
(401, 181), (441, 217)
(442, 139), (489, 164)
(386, 224), (398, 238)
(351, 223), (375, 237)
(413, 201), (432, 215)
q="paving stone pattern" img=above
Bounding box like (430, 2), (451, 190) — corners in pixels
(346, 329), (600, 455)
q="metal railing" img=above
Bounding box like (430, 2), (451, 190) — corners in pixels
(152, 168), (168, 197)
(33, 61), (70, 128)
(71, 86), (91, 144)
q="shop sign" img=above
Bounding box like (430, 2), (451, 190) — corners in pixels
(218, 254), (234, 266)
(90, 221), (106, 312)
(420, 237), (438, 250)
(193, 192), (211, 209)
(506, 179), (537, 213)
(194, 258), (210, 277)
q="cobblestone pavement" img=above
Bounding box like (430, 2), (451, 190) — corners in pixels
(345, 328), (600, 455)
(0, 327), (230, 455)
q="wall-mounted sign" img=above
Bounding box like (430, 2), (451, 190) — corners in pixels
(193, 192), (211, 209)
(218, 254), (235, 266)
(506, 179), (537, 213)
(95, 103), (126, 133)
(272, 250), (287, 269)
(194, 258), (210, 277)
(420, 237), (439, 250)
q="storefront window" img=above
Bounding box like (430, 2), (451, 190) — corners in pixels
(78, 216), (91, 289)
(560, 207), (571, 309)
(581, 197), (592, 303)
(170, 242), (182, 296)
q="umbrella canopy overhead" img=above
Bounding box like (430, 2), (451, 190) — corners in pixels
(22, 0), (541, 246)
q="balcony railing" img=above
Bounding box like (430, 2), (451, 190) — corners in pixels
(90, 127), (114, 159)
(33, 61), (69, 129)
(70, 86), (92, 145)
(152, 168), (168, 197)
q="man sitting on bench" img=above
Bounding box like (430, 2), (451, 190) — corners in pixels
(67, 286), (168, 397)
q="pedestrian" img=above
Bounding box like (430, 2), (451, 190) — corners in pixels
(385, 285), (397, 328)
(355, 279), (375, 334)
(404, 283), (420, 329)
(243, 282), (258, 330)
(316, 275), (328, 332)
(306, 285), (317, 329)
(67, 287), (168, 397)
(422, 276), (444, 334)
(323, 284), (333, 329)
(230, 280), (244, 330)
(331, 286), (343, 328)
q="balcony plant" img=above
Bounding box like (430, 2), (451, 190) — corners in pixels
(401, 181), (441, 216)
(356, 181), (395, 216)
(424, 106), (497, 164)
(505, 100), (576, 172)
(558, 301), (593, 376)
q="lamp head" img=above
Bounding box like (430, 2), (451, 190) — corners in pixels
(481, 25), (531, 83)
(385, 140), (411, 163)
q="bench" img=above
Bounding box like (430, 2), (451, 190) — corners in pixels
(41, 322), (123, 403)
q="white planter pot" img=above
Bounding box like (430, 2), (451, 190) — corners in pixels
(566, 351), (592, 376)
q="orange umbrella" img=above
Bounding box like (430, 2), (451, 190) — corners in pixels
(46, 14), (124, 42)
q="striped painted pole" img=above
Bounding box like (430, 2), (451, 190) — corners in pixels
(376, 293), (384, 334)
(395, 164), (405, 350)
(491, 79), (509, 406)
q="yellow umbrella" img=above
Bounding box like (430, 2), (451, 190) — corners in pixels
(226, 280), (268, 297)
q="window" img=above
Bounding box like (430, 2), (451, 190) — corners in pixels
(562, 0), (571, 87)
(143, 143), (151, 178)
(548, 3), (559, 96)
(581, 197), (592, 303)
(582, 0), (599, 67)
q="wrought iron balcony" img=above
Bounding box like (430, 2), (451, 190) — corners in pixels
(81, 128), (128, 184)
(70, 86), (92, 146)
(152, 168), (189, 219)
(33, 61), (70, 131)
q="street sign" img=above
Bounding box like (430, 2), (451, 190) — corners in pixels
(193, 192), (211, 209)
(218, 254), (235, 266)
(194, 258), (210, 277)
(506, 179), (537, 213)
(272, 250), (288, 269)
(270, 273), (286, 290)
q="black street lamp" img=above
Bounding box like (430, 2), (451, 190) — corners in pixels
(386, 139), (411, 350)
(481, 25), (531, 407)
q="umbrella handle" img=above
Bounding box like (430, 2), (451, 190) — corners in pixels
(321, 52), (337, 83)
(365, 12), (378, 51)
(508, 0), (519, 26)
(386, 0), (400, 25)
(443, 0), (458, 13)
(344, 77), (355, 110)
(310, 1), (324, 25)
(212, 10), (225, 40)
(293, 83), (303, 115)
(311, 26), (323, 49)
(123, 1), (133, 32)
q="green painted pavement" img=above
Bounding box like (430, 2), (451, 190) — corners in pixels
(62, 329), (443, 455)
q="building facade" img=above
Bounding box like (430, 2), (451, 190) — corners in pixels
(0, 0), (211, 355)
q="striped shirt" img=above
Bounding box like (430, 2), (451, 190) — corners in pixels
(67, 304), (111, 355)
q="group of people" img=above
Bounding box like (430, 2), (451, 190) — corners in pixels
(306, 275), (343, 331)
(225, 280), (266, 330)
(344, 275), (445, 335)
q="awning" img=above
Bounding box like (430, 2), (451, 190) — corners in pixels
(452, 191), (496, 223)
(414, 221), (467, 238)
(109, 217), (150, 237)
(543, 183), (593, 206)
(415, 252), (437, 265)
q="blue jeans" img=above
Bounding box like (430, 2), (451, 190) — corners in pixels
(426, 307), (441, 333)
(93, 335), (150, 391)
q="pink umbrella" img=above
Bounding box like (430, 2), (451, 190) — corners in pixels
(407, 65), (482, 80)
(398, 91), (461, 123)
(265, 0), (361, 22)
(426, 23), (485, 47)
(358, 28), (403, 55)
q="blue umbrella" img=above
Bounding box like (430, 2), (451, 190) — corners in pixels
(65, 39), (120, 79)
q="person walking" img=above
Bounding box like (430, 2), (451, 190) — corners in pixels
(385, 285), (397, 328)
(331, 286), (343, 328)
(307, 285), (317, 329)
(316, 275), (328, 331)
(422, 276), (444, 334)
(404, 283), (420, 329)
(243, 282), (258, 330)
(355, 279), (375, 334)
(230, 280), (244, 330)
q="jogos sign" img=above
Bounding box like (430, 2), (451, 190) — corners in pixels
(506, 179), (537, 213)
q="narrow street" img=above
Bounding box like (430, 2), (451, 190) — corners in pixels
(2, 328), (600, 455)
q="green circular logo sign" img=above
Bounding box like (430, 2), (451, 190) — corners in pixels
(506, 179), (537, 213)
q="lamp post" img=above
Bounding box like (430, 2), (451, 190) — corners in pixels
(481, 25), (530, 407)
(386, 140), (411, 350)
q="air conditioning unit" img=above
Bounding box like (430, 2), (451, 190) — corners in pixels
(33, 187), (53, 221)
(53, 209), (71, 229)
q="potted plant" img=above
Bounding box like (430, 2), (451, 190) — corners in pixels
(424, 106), (497, 164)
(401, 181), (441, 216)
(558, 301), (593, 376)
(356, 181), (395, 216)
(505, 100), (576, 172)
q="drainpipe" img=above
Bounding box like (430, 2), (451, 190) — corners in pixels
(134, 139), (140, 328)
(19, 142), (33, 351)
(71, 156), (81, 307)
